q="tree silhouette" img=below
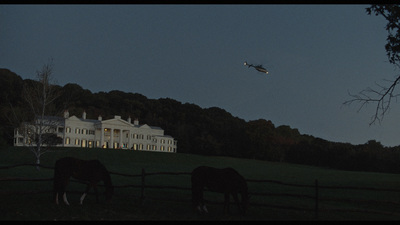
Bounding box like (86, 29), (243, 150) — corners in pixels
(344, 4), (400, 125)
(20, 60), (61, 168)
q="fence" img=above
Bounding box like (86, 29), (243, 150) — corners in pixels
(1, 163), (400, 219)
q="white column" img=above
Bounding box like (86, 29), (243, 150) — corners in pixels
(110, 128), (114, 149)
(128, 130), (131, 149)
(100, 128), (104, 148)
(119, 129), (123, 148)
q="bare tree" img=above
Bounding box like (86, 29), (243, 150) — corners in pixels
(20, 60), (61, 168)
(344, 5), (400, 125)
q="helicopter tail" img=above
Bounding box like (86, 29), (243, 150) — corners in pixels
(244, 61), (252, 68)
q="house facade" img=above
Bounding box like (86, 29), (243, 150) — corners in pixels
(14, 110), (177, 153)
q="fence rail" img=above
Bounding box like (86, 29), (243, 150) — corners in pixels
(1, 163), (400, 219)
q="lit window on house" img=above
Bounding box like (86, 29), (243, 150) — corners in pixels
(81, 140), (87, 147)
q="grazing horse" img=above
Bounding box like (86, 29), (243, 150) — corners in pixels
(191, 166), (249, 215)
(53, 157), (114, 205)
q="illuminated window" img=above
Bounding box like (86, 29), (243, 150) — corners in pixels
(65, 137), (70, 145)
(82, 139), (87, 147)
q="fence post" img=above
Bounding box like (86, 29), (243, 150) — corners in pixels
(140, 168), (145, 204)
(315, 179), (319, 220)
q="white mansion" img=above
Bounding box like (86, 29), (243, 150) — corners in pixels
(14, 110), (177, 153)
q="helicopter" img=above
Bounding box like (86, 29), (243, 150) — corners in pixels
(244, 61), (269, 74)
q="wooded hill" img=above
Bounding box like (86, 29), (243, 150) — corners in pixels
(2, 68), (400, 174)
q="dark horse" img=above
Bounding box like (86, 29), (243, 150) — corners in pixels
(53, 157), (114, 205)
(191, 166), (249, 215)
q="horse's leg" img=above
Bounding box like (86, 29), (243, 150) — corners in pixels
(55, 193), (59, 205)
(202, 204), (208, 213)
(54, 187), (60, 205)
(196, 190), (208, 213)
(200, 189), (208, 213)
(192, 185), (204, 213)
(54, 184), (60, 205)
(80, 192), (87, 205)
(93, 185), (99, 203)
(224, 193), (230, 214)
(63, 192), (70, 206)
(232, 192), (241, 214)
(54, 176), (66, 205)
(62, 177), (71, 206)
(55, 177), (70, 205)
(80, 184), (93, 205)
(194, 191), (206, 213)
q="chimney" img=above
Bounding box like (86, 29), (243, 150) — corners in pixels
(82, 111), (87, 119)
(98, 115), (102, 121)
(134, 118), (139, 126)
(64, 110), (69, 119)
(128, 116), (131, 124)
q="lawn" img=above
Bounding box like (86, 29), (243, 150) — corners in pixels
(1, 146), (400, 220)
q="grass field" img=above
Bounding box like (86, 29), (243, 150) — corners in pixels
(1, 146), (400, 220)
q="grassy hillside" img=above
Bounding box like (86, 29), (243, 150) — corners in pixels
(1, 146), (400, 220)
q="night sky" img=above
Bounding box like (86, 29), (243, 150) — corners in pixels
(2, 4), (399, 146)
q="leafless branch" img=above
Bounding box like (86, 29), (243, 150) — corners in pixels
(20, 59), (61, 168)
(343, 66), (400, 125)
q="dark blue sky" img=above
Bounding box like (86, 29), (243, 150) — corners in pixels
(2, 4), (399, 146)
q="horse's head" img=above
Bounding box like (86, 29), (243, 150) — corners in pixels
(104, 185), (114, 203)
(241, 193), (250, 215)
(239, 181), (250, 215)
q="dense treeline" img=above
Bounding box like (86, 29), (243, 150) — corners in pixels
(1, 68), (400, 174)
